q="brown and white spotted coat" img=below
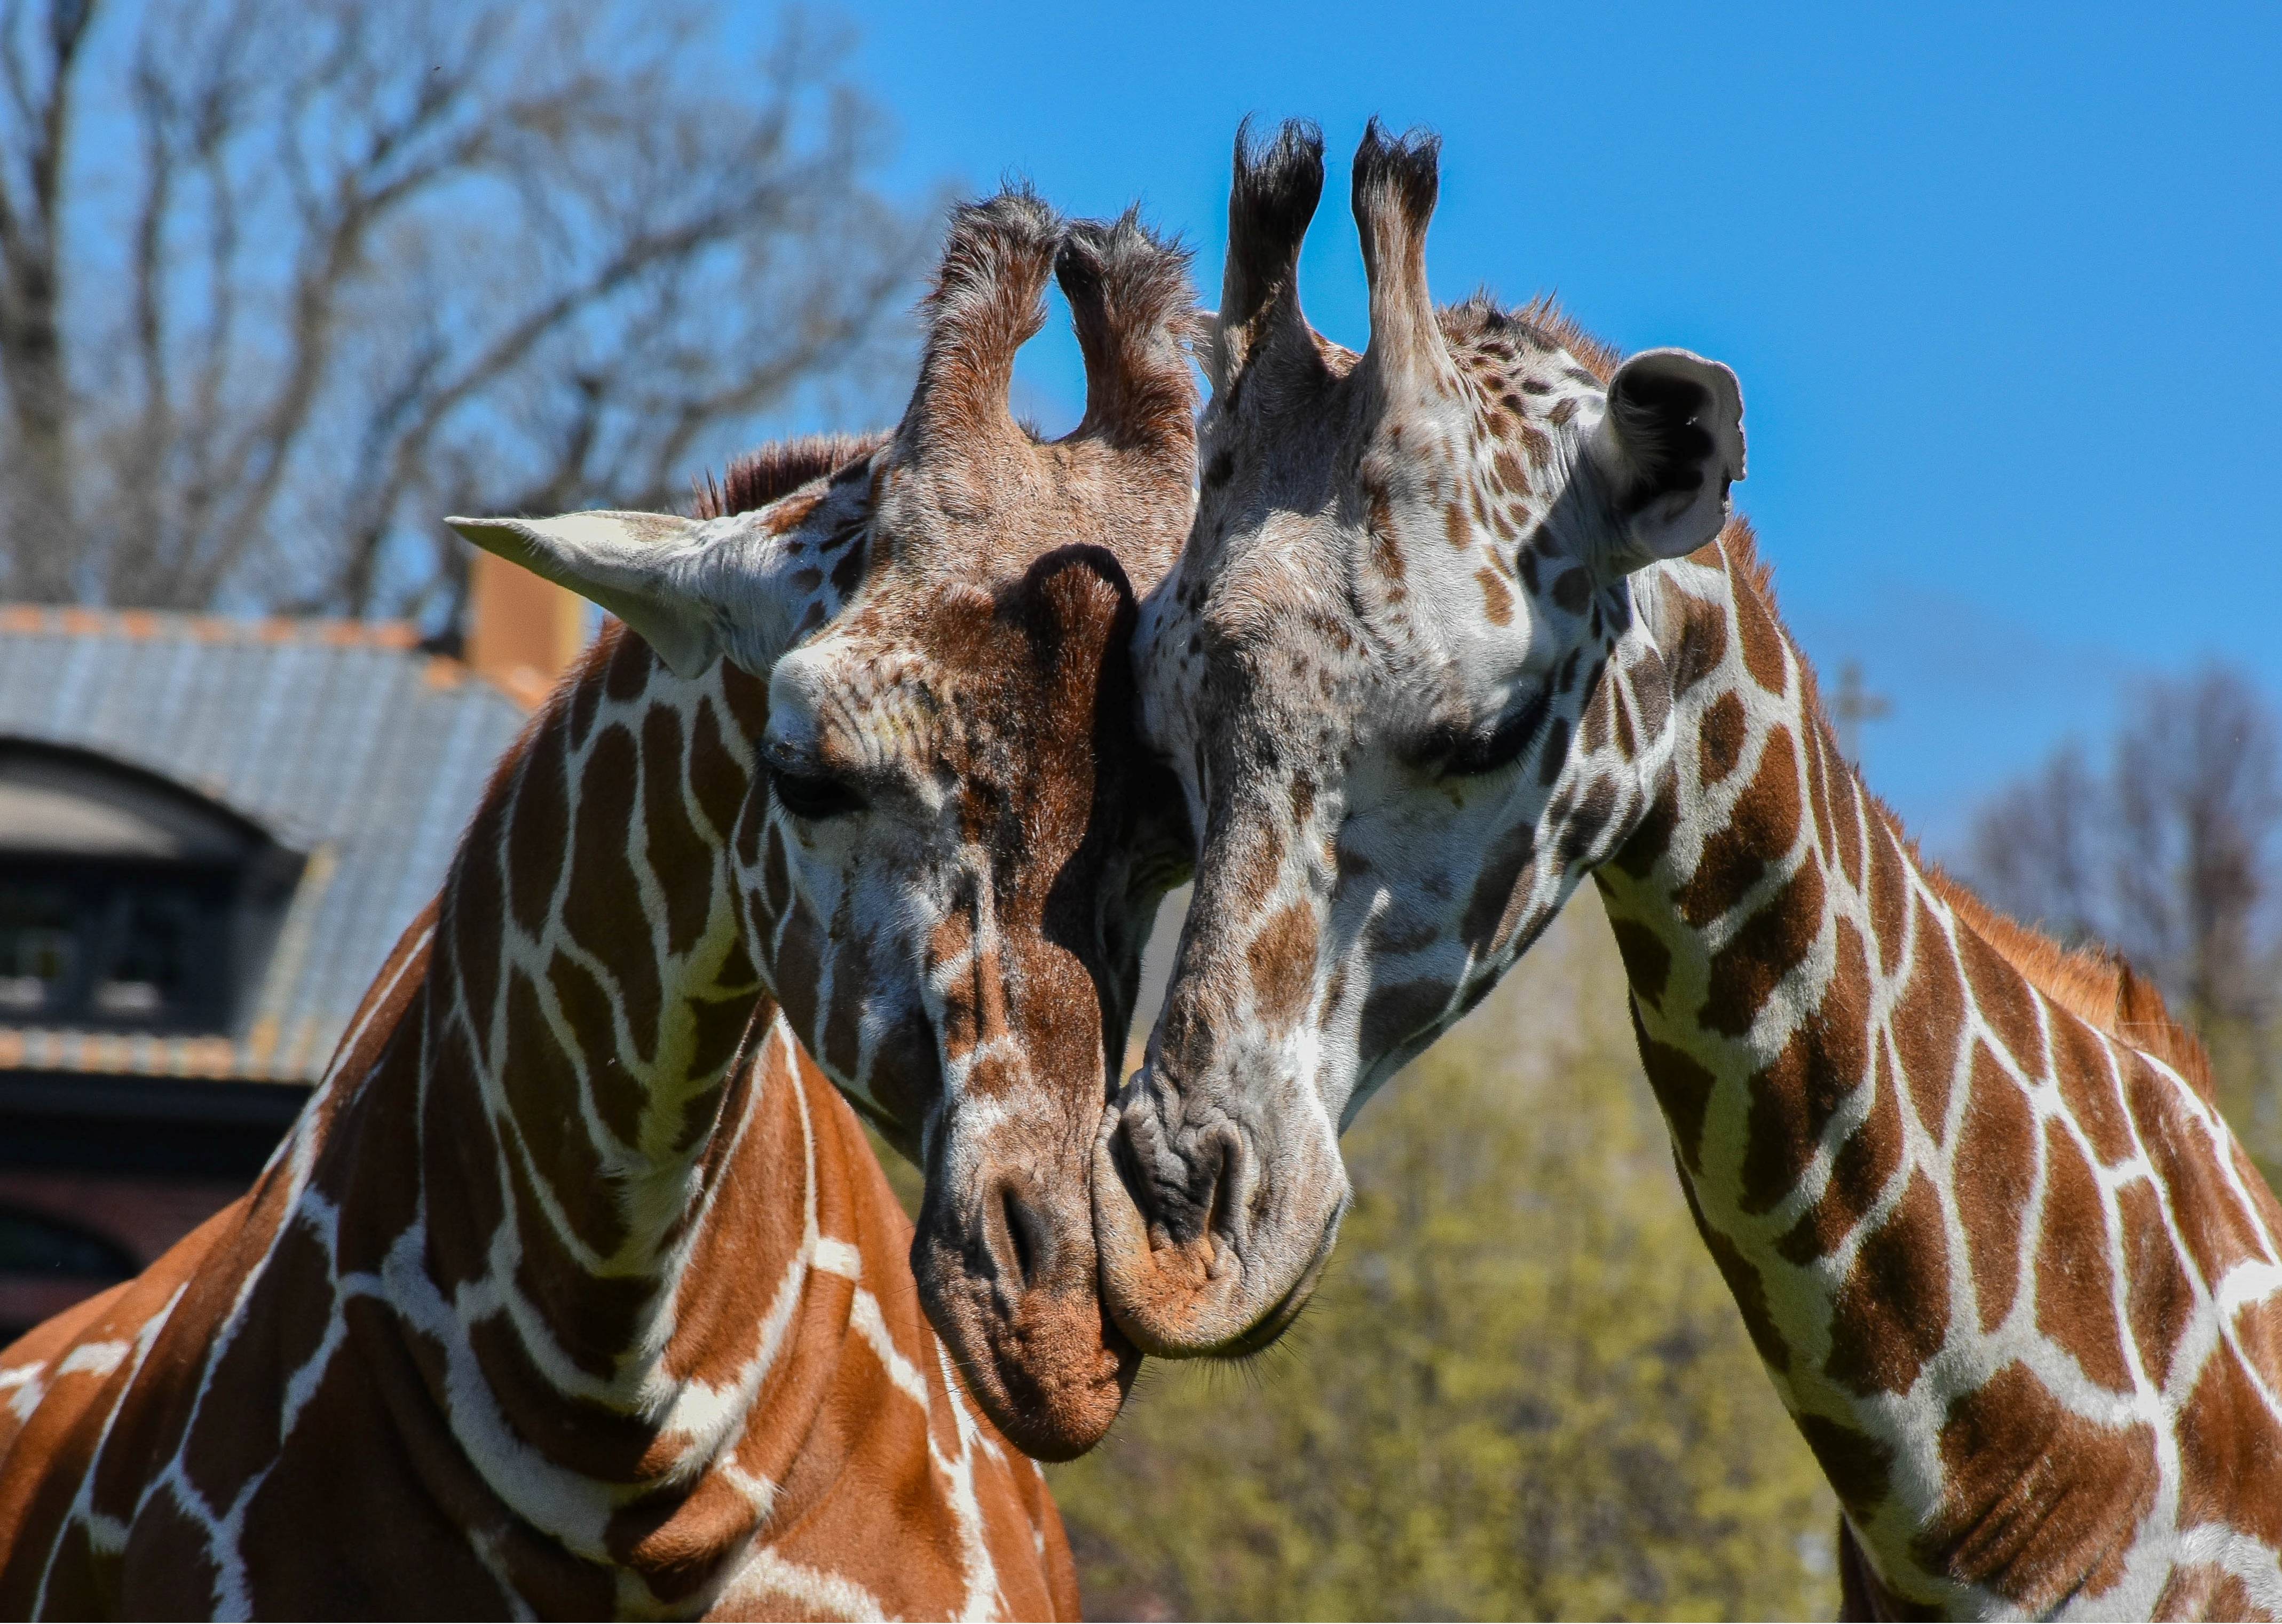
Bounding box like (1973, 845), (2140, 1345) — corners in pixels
(1099, 121), (2282, 1618)
(0, 192), (1199, 1617)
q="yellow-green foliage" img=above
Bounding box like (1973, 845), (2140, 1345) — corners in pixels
(1047, 901), (1839, 1621)
(2206, 1012), (2282, 1198)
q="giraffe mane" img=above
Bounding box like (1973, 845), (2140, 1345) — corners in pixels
(692, 431), (890, 521)
(1436, 292), (1624, 386)
(1436, 285), (2219, 1098)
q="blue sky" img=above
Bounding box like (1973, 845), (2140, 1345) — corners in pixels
(753, 0), (2282, 851)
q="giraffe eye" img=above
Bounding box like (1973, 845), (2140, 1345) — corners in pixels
(769, 764), (865, 820)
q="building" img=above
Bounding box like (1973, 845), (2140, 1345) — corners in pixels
(0, 557), (586, 1340)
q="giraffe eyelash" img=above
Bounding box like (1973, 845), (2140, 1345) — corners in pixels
(1441, 686), (1553, 779)
(768, 762), (866, 820)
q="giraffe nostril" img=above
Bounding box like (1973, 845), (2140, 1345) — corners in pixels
(1199, 1122), (1262, 1250)
(1103, 1095), (1247, 1255)
(991, 1180), (1046, 1292)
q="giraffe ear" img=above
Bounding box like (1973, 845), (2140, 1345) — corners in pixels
(447, 511), (725, 679)
(1585, 348), (1746, 574)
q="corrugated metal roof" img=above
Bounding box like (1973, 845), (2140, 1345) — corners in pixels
(0, 605), (535, 1080)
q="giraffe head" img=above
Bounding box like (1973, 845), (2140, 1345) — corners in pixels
(1095, 122), (1744, 1355)
(451, 192), (1200, 1456)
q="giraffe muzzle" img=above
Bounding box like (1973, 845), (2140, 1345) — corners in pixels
(1089, 1069), (1350, 1357)
(912, 1154), (1140, 1461)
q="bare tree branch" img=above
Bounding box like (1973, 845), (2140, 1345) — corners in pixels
(0, 0), (927, 616)
(1966, 664), (2281, 1026)
(0, 0), (98, 600)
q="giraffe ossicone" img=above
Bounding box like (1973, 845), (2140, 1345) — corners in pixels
(0, 189), (1198, 1615)
(1105, 118), (2282, 1618)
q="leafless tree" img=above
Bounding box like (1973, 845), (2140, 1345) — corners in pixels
(1968, 665), (2281, 1028)
(0, 0), (928, 620)
(1965, 742), (2104, 952)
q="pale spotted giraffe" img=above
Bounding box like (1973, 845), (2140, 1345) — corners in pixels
(1097, 121), (2282, 1618)
(0, 192), (1199, 1616)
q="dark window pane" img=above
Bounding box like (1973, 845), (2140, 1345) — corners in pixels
(0, 881), (76, 1015)
(0, 861), (233, 1031)
(93, 889), (198, 1016)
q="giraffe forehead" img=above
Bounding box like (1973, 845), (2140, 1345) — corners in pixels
(1157, 557), (1450, 762)
(1409, 339), (1602, 511)
(871, 439), (1191, 599)
(1204, 366), (1588, 621)
(788, 572), (1131, 789)
(1162, 335), (1610, 777)
(1188, 513), (1340, 637)
(1357, 345), (1609, 671)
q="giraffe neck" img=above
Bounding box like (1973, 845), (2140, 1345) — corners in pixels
(1591, 535), (2282, 1614)
(302, 624), (888, 1598)
(413, 625), (772, 1375)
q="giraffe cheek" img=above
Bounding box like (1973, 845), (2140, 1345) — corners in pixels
(768, 900), (825, 1050)
(818, 932), (874, 1082)
(1356, 977), (1454, 1065)
(1245, 902), (1318, 1033)
(1459, 822), (1537, 956)
(862, 1011), (939, 1143)
(757, 819), (791, 916)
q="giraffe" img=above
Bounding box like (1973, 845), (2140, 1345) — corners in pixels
(1095, 120), (2282, 1618)
(0, 190), (1200, 1616)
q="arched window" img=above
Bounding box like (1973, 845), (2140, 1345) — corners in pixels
(0, 741), (301, 1033)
